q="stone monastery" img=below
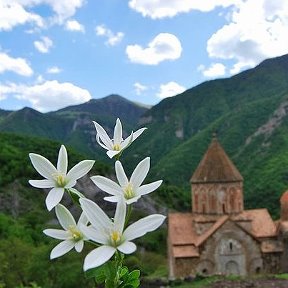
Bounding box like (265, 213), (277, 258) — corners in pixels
(168, 135), (288, 278)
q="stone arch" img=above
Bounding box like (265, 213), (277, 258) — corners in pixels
(236, 187), (243, 211)
(225, 260), (240, 275)
(194, 190), (199, 212)
(218, 187), (227, 214)
(215, 238), (246, 276)
(200, 187), (207, 213)
(229, 187), (236, 213)
(209, 191), (216, 213)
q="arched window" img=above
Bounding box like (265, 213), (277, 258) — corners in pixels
(222, 203), (226, 213)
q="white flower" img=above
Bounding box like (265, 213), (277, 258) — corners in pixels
(91, 157), (162, 204)
(43, 204), (88, 259)
(29, 145), (95, 211)
(93, 118), (146, 158)
(79, 198), (165, 271)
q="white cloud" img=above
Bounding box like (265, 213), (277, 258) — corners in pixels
(207, 0), (288, 74)
(0, 1), (44, 31)
(128, 0), (237, 19)
(46, 66), (62, 74)
(198, 63), (226, 78)
(126, 33), (182, 65)
(0, 52), (33, 76)
(65, 19), (85, 32)
(45, 0), (85, 23)
(157, 81), (186, 99)
(95, 24), (124, 46)
(0, 80), (91, 112)
(34, 36), (53, 53)
(134, 82), (148, 95)
(0, 0), (85, 31)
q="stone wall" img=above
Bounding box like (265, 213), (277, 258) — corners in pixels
(192, 182), (243, 214)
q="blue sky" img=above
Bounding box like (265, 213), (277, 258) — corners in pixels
(1, 0), (288, 112)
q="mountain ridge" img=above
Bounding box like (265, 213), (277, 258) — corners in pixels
(1, 54), (288, 216)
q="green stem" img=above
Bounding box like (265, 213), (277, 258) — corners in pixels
(86, 240), (100, 247)
(124, 205), (132, 228)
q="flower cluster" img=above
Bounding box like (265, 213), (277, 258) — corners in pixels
(29, 118), (165, 287)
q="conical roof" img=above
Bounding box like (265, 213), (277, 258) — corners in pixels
(280, 191), (288, 203)
(191, 135), (243, 183)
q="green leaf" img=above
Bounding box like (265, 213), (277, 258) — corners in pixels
(120, 266), (129, 279)
(128, 270), (140, 280)
(85, 265), (106, 283)
(67, 188), (85, 204)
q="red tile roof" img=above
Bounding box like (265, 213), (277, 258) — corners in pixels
(172, 245), (200, 258)
(191, 136), (243, 183)
(232, 209), (277, 238)
(169, 209), (277, 258)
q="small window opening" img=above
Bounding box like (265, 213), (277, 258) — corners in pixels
(202, 268), (208, 275)
(229, 242), (233, 251)
(256, 267), (261, 274)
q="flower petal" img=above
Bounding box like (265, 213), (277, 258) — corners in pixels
(43, 229), (70, 240)
(67, 160), (95, 181)
(80, 198), (111, 231)
(107, 150), (121, 159)
(123, 214), (166, 241)
(117, 241), (136, 254)
(91, 176), (122, 196)
(130, 157), (150, 188)
(55, 204), (76, 229)
(65, 179), (77, 188)
(121, 132), (133, 150)
(115, 161), (128, 187)
(75, 240), (84, 252)
(78, 212), (89, 226)
(96, 135), (110, 150)
(80, 224), (108, 245)
(113, 118), (122, 145)
(137, 180), (162, 196)
(126, 196), (141, 205)
(93, 121), (113, 149)
(50, 240), (74, 259)
(29, 153), (57, 180)
(57, 145), (68, 174)
(29, 179), (55, 188)
(46, 188), (64, 211)
(103, 195), (121, 203)
(84, 246), (116, 271)
(114, 198), (126, 233)
(132, 127), (146, 141)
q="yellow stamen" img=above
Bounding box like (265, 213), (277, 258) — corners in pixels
(113, 144), (121, 151)
(69, 226), (82, 241)
(110, 230), (121, 246)
(54, 173), (67, 187)
(124, 182), (135, 200)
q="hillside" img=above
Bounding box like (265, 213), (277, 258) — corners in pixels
(123, 54), (288, 216)
(1, 55), (288, 217)
(0, 132), (166, 287)
(0, 94), (149, 159)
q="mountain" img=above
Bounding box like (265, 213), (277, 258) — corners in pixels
(1, 55), (288, 216)
(0, 94), (149, 159)
(123, 54), (288, 216)
(52, 94), (149, 130)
